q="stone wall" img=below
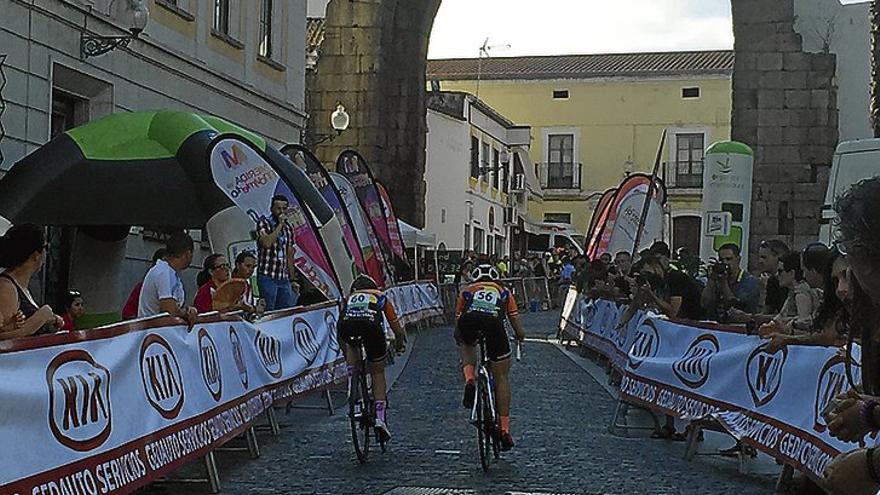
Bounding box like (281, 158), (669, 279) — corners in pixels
(731, 0), (838, 260)
(307, 0), (442, 227)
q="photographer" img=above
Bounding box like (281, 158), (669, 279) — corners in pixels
(650, 242), (704, 321)
(700, 243), (760, 322)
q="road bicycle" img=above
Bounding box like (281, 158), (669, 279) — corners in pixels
(347, 335), (390, 463)
(469, 331), (522, 471)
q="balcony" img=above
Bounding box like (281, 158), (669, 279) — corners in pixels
(536, 162), (582, 191)
(663, 161), (704, 191)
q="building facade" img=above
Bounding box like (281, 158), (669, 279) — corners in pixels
(0, 0), (308, 318)
(428, 50), (734, 256)
(425, 91), (533, 258)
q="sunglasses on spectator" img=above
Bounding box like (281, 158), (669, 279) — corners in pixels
(212, 263), (230, 270)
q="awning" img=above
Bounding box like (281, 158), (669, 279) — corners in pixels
(397, 220), (437, 247)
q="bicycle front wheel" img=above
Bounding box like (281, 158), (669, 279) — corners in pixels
(475, 379), (491, 472)
(349, 367), (372, 463)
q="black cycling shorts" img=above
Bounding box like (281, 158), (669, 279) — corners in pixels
(338, 318), (386, 362)
(455, 312), (511, 362)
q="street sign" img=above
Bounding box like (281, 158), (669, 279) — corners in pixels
(705, 211), (732, 237)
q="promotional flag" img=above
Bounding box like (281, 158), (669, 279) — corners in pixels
(208, 136), (341, 300)
(376, 181), (408, 264)
(331, 172), (392, 286)
(585, 188), (617, 256)
(281, 144), (367, 278)
(336, 151), (399, 275)
(592, 174), (665, 257)
(604, 178), (667, 256)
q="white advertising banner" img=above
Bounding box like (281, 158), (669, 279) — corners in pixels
(385, 281), (444, 327)
(559, 289), (861, 481)
(0, 303), (346, 495)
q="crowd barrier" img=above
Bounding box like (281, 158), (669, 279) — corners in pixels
(559, 288), (861, 483)
(0, 281), (443, 495)
(437, 277), (552, 323)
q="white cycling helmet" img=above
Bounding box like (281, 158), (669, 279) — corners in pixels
(470, 264), (499, 282)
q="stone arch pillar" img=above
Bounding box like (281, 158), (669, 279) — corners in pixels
(308, 0), (442, 228)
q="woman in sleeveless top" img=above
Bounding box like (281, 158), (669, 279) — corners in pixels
(0, 224), (63, 340)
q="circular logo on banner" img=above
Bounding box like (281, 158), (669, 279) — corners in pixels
(198, 328), (223, 402)
(229, 326), (249, 390)
(813, 354), (858, 433)
(293, 317), (321, 365)
(324, 311), (340, 353)
(628, 319), (661, 370)
(746, 344), (788, 407)
(139, 334), (185, 419)
(254, 330), (284, 379)
(47, 350), (113, 452)
(672, 334), (720, 389)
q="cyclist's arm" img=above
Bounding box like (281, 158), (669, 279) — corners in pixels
(383, 300), (406, 341)
(454, 292), (467, 323)
(506, 294), (526, 341)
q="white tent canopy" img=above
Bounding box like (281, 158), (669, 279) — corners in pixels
(397, 220), (436, 247)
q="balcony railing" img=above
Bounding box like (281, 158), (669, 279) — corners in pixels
(536, 162), (582, 190)
(663, 161), (704, 189)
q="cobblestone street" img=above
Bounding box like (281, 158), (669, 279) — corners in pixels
(161, 311), (777, 495)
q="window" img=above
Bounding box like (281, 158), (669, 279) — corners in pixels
(470, 136), (480, 179)
(553, 89), (569, 100)
(493, 149), (500, 189)
(501, 156), (510, 193)
(495, 236), (505, 257)
(547, 134), (575, 189)
(473, 227), (485, 253)
(682, 87), (700, 99)
(464, 225), (471, 250)
(51, 91), (86, 138)
(258, 0), (273, 58)
(441, 209), (446, 224)
(213, 0), (230, 34)
(674, 133), (705, 188)
(544, 213), (572, 224)
(481, 142), (490, 183)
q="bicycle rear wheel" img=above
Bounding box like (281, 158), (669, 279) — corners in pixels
(476, 378), (491, 471)
(349, 366), (372, 463)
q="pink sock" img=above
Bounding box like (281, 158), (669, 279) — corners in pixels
(375, 400), (387, 422)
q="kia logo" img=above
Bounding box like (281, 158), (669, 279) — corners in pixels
(139, 334), (185, 419)
(673, 334), (720, 389)
(628, 319), (661, 370)
(746, 344), (788, 407)
(293, 317), (321, 365)
(47, 350), (112, 452)
(324, 311), (340, 353)
(814, 355), (858, 432)
(229, 326), (249, 389)
(255, 330), (283, 378)
(198, 328), (223, 402)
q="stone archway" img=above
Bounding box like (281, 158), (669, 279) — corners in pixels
(308, 0), (442, 228)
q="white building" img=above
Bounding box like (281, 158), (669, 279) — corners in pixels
(425, 91), (535, 257)
(0, 0), (308, 318)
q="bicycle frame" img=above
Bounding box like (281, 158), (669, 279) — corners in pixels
(469, 333), (498, 425)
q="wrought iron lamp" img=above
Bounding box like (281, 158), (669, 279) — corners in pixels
(80, 0), (149, 59)
(309, 104), (351, 146)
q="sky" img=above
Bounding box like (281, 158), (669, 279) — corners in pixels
(427, 0), (867, 59)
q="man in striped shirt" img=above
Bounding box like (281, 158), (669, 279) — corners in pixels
(256, 195), (297, 311)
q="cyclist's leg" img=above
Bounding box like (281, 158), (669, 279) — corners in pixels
(455, 318), (478, 407)
(362, 322), (391, 433)
(486, 317), (514, 448)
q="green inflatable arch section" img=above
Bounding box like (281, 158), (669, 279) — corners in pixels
(65, 111), (268, 161)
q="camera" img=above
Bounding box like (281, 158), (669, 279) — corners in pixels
(709, 260), (730, 279)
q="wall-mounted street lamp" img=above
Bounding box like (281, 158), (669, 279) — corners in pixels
(80, 0), (150, 59)
(309, 103), (351, 146)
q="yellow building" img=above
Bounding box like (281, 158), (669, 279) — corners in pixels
(427, 50), (733, 254)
